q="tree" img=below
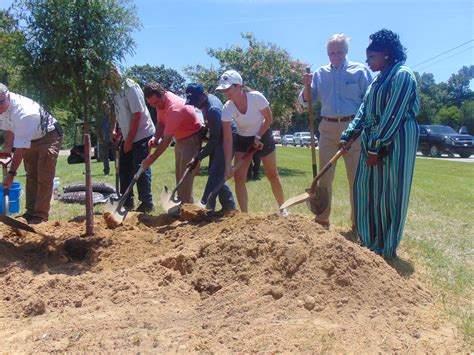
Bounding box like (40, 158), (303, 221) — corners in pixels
(125, 64), (186, 95)
(13, 0), (140, 235)
(434, 106), (463, 128)
(184, 33), (306, 129)
(415, 72), (450, 124)
(460, 100), (474, 133)
(447, 65), (474, 106)
(0, 9), (27, 91)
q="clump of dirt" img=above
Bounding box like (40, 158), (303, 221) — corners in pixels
(103, 212), (120, 229)
(179, 203), (210, 222)
(0, 212), (465, 352)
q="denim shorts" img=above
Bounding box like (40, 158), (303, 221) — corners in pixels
(235, 129), (275, 157)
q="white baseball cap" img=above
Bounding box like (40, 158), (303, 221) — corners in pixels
(216, 70), (243, 91)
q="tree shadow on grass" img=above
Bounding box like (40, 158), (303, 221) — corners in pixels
(196, 166), (307, 178)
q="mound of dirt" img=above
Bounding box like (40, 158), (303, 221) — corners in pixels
(0, 212), (463, 352)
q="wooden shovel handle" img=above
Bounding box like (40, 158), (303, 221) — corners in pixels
(306, 67), (317, 178)
(310, 130), (362, 192)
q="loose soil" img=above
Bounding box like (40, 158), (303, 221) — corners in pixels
(0, 209), (465, 352)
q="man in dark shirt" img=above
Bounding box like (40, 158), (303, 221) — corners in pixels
(185, 83), (236, 215)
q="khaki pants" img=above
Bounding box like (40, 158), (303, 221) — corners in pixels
(174, 133), (201, 204)
(23, 130), (63, 220)
(316, 118), (361, 224)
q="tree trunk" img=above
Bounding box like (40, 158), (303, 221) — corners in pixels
(84, 133), (94, 236)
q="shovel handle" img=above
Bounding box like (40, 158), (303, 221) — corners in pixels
(310, 129), (362, 192)
(205, 145), (259, 209)
(306, 67), (318, 178)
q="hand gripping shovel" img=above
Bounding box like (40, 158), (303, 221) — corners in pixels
(0, 155), (12, 217)
(160, 151), (201, 215)
(205, 145), (259, 209)
(279, 130), (362, 213)
(0, 155), (46, 236)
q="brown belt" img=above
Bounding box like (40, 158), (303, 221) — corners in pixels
(323, 115), (354, 123)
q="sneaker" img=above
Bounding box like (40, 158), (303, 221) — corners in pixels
(136, 202), (155, 213)
(279, 208), (290, 217)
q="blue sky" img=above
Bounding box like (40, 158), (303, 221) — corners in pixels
(1, 0), (473, 84)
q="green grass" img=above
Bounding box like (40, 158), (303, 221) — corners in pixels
(11, 146), (474, 342)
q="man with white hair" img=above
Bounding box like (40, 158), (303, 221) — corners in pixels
(300, 33), (372, 229)
(0, 83), (63, 224)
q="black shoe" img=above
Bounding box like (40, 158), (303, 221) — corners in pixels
(136, 202), (155, 213)
(27, 216), (46, 225)
(214, 207), (237, 218)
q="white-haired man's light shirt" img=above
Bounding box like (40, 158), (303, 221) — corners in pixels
(298, 59), (372, 117)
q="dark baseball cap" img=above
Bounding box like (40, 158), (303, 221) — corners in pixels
(185, 83), (205, 106)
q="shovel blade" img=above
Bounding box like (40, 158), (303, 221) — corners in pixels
(305, 187), (329, 215)
(280, 191), (312, 210)
(104, 196), (128, 224)
(0, 214), (38, 234)
(160, 186), (181, 214)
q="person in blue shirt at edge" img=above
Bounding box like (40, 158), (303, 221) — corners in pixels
(300, 33), (372, 230)
(184, 83), (237, 217)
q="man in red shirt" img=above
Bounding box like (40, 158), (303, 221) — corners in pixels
(142, 82), (203, 204)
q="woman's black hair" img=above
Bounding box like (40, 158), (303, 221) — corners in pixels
(367, 29), (407, 64)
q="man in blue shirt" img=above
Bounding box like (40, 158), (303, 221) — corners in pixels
(299, 33), (372, 229)
(185, 83), (236, 216)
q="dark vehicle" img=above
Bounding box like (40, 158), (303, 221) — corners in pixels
(418, 125), (474, 158)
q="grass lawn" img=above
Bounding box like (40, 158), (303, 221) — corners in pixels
(11, 145), (474, 343)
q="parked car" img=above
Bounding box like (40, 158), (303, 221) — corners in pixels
(281, 134), (294, 146)
(418, 124), (474, 158)
(293, 132), (318, 147)
(272, 130), (281, 144)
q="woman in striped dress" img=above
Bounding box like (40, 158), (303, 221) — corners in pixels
(340, 29), (420, 259)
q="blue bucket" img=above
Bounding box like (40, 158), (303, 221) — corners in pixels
(0, 182), (22, 214)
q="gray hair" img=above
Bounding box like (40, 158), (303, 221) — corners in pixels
(0, 83), (9, 95)
(326, 33), (351, 52)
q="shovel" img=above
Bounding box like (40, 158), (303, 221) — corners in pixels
(105, 165), (145, 224)
(305, 67), (318, 178)
(160, 151), (202, 214)
(205, 145), (259, 209)
(114, 143), (120, 197)
(280, 130), (362, 213)
(104, 142), (152, 224)
(0, 156), (47, 236)
(0, 156), (11, 216)
(0, 214), (49, 237)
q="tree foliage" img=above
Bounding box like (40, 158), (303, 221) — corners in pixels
(415, 68), (473, 130)
(447, 65), (474, 106)
(125, 64), (186, 95)
(0, 9), (27, 91)
(184, 33), (306, 129)
(12, 0), (141, 131)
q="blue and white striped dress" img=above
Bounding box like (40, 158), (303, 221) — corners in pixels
(341, 62), (420, 259)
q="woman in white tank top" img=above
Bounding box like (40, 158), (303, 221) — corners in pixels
(216, 70), (287, 216)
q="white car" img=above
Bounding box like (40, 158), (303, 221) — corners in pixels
(282, 134), (294, 146)
(293, 132), (318, 147)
